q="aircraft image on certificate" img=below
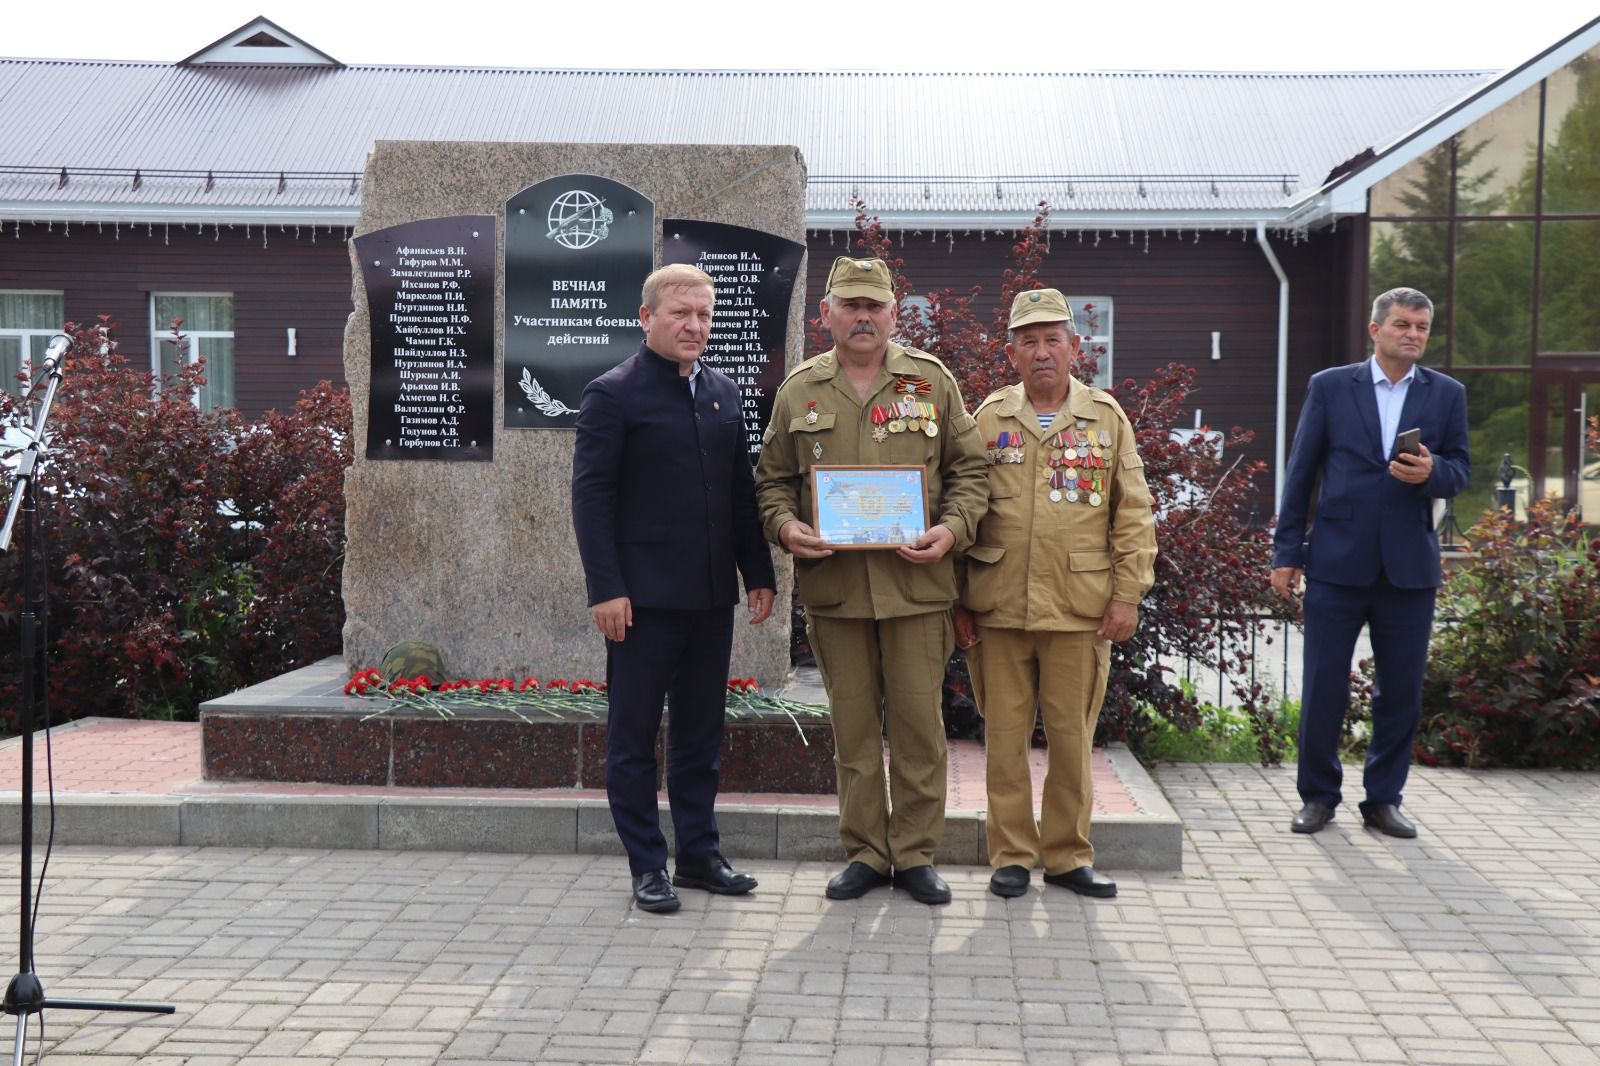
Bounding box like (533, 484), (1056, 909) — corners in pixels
(811, 465), (928, 549)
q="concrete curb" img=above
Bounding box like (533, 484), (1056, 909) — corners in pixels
(0, 743), (1183, 869)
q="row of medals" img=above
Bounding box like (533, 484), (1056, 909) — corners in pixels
(867, 395), (939, 441)
(989, 425), (1111, 506)
(802, 380), (940, 443)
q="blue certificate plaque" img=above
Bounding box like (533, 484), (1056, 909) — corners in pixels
(811, 465), (928, 549)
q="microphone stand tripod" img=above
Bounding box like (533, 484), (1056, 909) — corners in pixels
(0, 335), (173, 1064)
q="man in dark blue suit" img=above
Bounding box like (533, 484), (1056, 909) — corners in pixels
(1272, 287), (1470, 839)
(571, 263), (776, 912)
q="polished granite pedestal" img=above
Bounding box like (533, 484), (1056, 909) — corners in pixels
(201, 659), (836, 793)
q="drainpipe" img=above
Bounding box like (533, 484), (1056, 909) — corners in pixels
(1255, 222), (1290, 516)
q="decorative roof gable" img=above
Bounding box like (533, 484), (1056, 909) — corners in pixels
(179, 15), (342, 67)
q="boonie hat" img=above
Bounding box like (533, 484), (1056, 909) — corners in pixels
(1008, 288), (1075, 330)
(826, 257), (895, 301)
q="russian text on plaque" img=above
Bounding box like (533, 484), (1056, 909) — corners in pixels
(504, 175), (654, 430)
(356, 215), (495, 461)
(662, 219), (805, 458)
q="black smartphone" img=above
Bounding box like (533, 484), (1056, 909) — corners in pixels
(1395, 427), (1421, 457)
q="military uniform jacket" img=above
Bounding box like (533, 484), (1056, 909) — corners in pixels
(962, 379), (1157, 632)
(754, 342), (988, 619)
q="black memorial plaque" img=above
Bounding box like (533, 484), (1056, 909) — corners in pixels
(504, 175), (654, 429)
(662, 219), (806, 456)
(356, 216), (495, 461)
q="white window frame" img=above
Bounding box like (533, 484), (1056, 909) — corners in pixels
(1068, 295), (1114, 388)
(150, 292), (234, 409)
(0, 289), (65, 395)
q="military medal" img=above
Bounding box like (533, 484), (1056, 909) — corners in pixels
(812, 441), (823, 460)
(924, 420), (938, 438)
(889, 418), (905, 434)
(870, 406), (889, 443)
(805, 401), (818, 425)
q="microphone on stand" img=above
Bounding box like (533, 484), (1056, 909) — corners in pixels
(40, 334), (71, 375)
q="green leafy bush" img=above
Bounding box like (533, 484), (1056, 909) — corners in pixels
(1417, 496), (1600, 768)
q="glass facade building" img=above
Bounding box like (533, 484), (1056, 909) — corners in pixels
(1369, 45), (1600, 524)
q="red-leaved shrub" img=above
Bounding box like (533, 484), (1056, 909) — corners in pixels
(0, 318), (349, 725)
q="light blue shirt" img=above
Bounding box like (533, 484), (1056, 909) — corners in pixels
(1369, 355), (1415, 460)
(1037, 410), (1056, 433)
(686, 360), (702, 397)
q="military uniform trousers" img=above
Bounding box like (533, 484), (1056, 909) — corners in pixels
(969, 625), (1109, 873)
(807, 611), (953, 873)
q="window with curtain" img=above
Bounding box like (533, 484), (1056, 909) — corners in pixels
(151, 294), (235, 410)
(0, 291), (65, 395)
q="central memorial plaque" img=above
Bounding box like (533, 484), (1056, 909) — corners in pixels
(503, 174), (654, 429)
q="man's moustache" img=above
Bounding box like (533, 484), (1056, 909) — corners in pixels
(850, 325), (876, 336)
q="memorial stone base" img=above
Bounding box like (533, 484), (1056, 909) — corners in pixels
(200, 659), (836, 793)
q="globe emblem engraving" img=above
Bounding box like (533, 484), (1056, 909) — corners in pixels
(546, 190), (613, 250)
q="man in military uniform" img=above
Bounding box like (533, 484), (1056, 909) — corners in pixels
(954, 288), (1156, 900)
(755, 256), (987, 905)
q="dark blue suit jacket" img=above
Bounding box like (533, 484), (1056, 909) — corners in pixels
(1273, 360), (1470, 589)
(571, 345), (775, 610)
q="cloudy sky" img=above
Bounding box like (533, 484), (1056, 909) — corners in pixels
(7, 1), (1597, 71)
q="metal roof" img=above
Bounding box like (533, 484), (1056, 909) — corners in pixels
(0, 61), (1492, 228)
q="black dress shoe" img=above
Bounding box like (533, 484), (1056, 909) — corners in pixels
(632, 869), (680, 913)
(989, 865), (1031, 898)
(893, 865), (952, 905)
(1043, 865), (1117, 898)
(1361, 803), (1417, 839)
(673, 852), (757, 895)
(1291, 802), (1336, 834)
(825, 861), (892, 900)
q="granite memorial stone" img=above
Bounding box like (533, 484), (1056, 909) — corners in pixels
(342, 141), (806, 686)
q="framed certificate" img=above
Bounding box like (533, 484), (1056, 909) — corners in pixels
(811, 465), (928, 549)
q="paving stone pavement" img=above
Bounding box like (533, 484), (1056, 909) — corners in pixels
(2, 762), (1596, 1065)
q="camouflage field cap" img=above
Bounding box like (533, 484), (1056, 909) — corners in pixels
(379, 640), (448, 684)
(826, 257), (895, 301)
(1008, 288), (1076, 330)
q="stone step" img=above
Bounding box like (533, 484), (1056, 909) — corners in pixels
(0, 660), (1183, 871)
